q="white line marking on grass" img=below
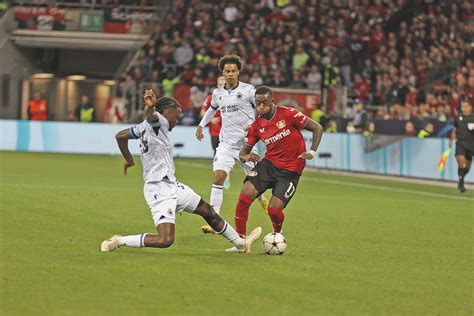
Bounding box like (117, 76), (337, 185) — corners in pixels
(175, 160), (474, 202)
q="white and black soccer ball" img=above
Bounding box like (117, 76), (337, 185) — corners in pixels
(262, 232), (287, 255)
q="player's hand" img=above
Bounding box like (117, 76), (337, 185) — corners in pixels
(143, 89), (157, 108)
(123, 160), (135, 175)
(298, 152), (315, 160)
(247, 153), (261, 162)
(196, 125), (204, 141)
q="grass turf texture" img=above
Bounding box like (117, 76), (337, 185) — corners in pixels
(0, 152), (472, 315)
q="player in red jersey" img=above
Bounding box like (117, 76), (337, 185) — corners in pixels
(234, 86), (323, 237)
(200, 76), (225, 156)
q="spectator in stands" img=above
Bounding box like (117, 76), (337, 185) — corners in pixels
(346, 121), (356, 134)
(73, 95), (96, 123)
(362, 122), (376, 137)
(417, 122), (434, 139)
(173, 41), (194, 70)
(292, 45), (309, 71)
(353, 99), (368, 133)
(305, 65), (322, 93)
(162, 73), (180, 97)
(325, 119), (337, 133)
(117, 0), (469, 133)
(404, 121), (417, 137)
(28, 91), (48, 121)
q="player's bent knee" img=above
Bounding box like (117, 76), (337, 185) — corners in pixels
(160, 236), (174, 248)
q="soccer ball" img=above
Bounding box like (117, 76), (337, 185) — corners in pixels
(262, 232), (287, 255)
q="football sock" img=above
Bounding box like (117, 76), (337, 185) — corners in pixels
(117, 234), (147, 248)
(210, 184), (224, 214)
(268, 207), (285, 233)
(235, 193), (253, 237)
(458, 168), (468, 181)
(217, 221), (245, 249)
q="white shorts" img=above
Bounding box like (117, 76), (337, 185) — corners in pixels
(213, 144), (258, 175)
(143, 178), (201, 226)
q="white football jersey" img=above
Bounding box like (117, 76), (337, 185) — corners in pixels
(210, 81), (256, 149)
(129, 112), (176, 183)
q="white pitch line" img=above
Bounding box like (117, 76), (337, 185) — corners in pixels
(175, 160), (474, 202)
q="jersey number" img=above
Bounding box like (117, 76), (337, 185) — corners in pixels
(140, 131), (149, 154)
(284, 182), (295, 199)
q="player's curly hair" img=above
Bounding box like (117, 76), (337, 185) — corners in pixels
(218, 54), (244, 72)
(155, 97), (181, 113)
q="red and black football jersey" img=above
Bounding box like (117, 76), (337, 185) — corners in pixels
(245, 106), (309, 175)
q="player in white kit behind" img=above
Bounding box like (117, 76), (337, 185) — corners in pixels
(100, 89), (261, 253)
(196, 55), (268, 235)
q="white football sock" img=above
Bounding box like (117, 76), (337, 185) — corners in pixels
(117, 234), (147, 248)
(210, 184), (224, 214)
(217, 221), (245, 250)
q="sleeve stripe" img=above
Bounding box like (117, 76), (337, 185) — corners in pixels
(129, 127), (139, 139)
(301, 117), (310, 129)
(210, 104), (218, 110)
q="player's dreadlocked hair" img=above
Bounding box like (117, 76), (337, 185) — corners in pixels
(255, 86), (273, 96)
(155, 97), (181, 113)
(218, 54), (244, 72)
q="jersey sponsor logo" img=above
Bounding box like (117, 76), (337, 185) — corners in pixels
(248, 171), (258, 177)
(259, 128), (265, 133)
(264, 128), (291, 145)
(221, 104), (239, 113)
(277, 120), (286, 129)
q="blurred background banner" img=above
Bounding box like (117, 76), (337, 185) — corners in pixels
(1, 119), (470, 183)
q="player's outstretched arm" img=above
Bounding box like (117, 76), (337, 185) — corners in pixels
(239, 144), (260, 163)
(116, 129), (135, 175)
(299, 119), (324, 160)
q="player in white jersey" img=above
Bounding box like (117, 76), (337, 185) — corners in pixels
(196, 55), (268, 235)
(100, 89), (262, 253)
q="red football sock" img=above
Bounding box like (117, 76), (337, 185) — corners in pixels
(235, 193), (254, 237)
(268, 207), (285, 233)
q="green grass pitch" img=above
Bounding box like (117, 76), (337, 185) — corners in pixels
(0, 152), (472, 315)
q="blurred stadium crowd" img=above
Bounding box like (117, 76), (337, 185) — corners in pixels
(117, 0), (472, 135)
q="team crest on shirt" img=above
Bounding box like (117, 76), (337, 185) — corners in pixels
(276, 120), (286, 129)
(248, 171), (258, 177)
(219, 96), (222, 101)
(167, 208), (173, 216)
(237, 92), (243, 99)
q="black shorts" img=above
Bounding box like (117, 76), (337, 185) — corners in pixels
(244, 159), (300, 206)
(455, 141), (474, 161)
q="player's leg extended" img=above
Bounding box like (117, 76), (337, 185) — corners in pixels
(100, 223), (175, 252)
(235, 180), (259, 237)
(267, 197), (286, 233)
(270, 174), (299, 233)
(456, 154), (468, 192)
(201, 169), (227, 234)
(211, 169), (227, 214)
(239, 161), (268, 213)
(193, 199), (262, 253)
